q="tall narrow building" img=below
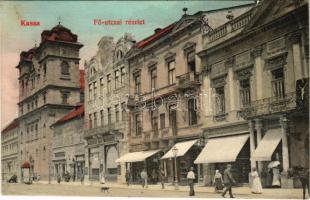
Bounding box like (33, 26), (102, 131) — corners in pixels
(16, 24), (83, 180)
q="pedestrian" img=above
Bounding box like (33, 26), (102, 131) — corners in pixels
(160, 169), (165, 189)
(222, 164), (236, 198)
(80, 172), (84, 185)
(37, 174), (40, 181)
(151, 169), (158, 184)
(57, 174), (61, 184)
(213, 169), (224, 193)
(100, 172), (106, 184)
(187, 167), (195, 196)
(140, 169), (148, 188)
(251, 167), (263, 194)
(125, 170), (131, 186)
(272, 166), (281, 188)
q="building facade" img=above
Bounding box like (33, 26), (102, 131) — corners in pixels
(51, 104), (85, 181)
(16, 24), (84, 180)
(84, 34), (135, 183)
(123, 5), (253, 185)
(196, 0), (308, 188)
(1, 119), (19, 181)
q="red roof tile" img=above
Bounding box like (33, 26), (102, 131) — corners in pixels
(136, 23), (175, 48)
(79, 69), (85, 91)
(53, 104), (84, 126)
(2, 119), (19, 134)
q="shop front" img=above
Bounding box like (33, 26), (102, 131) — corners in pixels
(195, 134), (251, 185)
(116, 150), (161, 183)
(161, 139), (201, 185)
(75, 155), (85, 181)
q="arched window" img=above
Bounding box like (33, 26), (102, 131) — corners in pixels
(61, 61), (70, 75)
(43, 124), (46, 138)
(116, 50), (123, 60)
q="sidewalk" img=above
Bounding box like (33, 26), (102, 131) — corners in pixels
(35, 180), (304, 197)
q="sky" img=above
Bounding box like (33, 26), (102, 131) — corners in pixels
(0, 0), (253, 129)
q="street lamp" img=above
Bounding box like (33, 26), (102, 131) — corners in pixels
(172, 146), (179, 190)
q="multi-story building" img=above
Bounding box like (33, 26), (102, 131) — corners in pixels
(1, 119), (19, 181)
(122, 5), (253, 185)
(51, 103), (85, 181)
(84, 34), (135, 183)
(16, 23), (84, 180)
(196, 0), (308, 188)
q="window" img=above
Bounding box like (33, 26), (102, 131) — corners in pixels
(188, 98), (197, 125)
(20, 106), (23, 115)
(35, 98), (38, 108)
(61, 61), (69, 75)
(215, 87), (225, 115)
(121, 102), (126, 121)
(43, 146), (46, 160)
(89, 114), (93, 129)
(150, 68), (157, 91)
(108, 107), (111, 126)
(100, 78), (104, 96)
(187, 51), (196, 72)
(61, 92), (69, 104)
(168, 60), (176, 84)
(117, 50), (124, 60)
(36, 149), (39, 157)
(135, 113), (142, 136)
(27, 103), (30, 112)
(151, 110), (158, 134)
(43, 63), (47, 78)
(100, 110), (104, 126)
(115, 70), (119, 89)
(115, 104), (119, 122)
(20, 132), (23, 144)
(107, 74), (111, 93)
(89, 84), (93, 101)
(43, 93), (46, 104)
(94, 112), (97, 128)
(43, 124), (46, 138)
(134, 74), (141, 95)
(272, 68), (285, 99)
(240, 79), (251, 107)
(121, 67), (126, 86)
(35, 124), (38, 139)
(93, 81), (97, 100)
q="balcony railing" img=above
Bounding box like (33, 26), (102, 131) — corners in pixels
(176, 72), (201, 90)
(84, 123), (116, 138)
(238, 92), (298, 119)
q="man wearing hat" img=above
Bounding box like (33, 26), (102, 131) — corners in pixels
(222, 164), (236, 198)
(187, 167), (196, 196)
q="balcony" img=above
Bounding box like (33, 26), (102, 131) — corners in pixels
(238, 92), (301, 119)
(84, 123), (116, 138)
(176, 72), (201, 90)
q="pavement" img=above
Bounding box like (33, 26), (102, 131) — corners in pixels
(2, 180), (308, 199)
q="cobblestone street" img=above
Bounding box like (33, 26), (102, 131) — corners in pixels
(1, 181), (307, 199)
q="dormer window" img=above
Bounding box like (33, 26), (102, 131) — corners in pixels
(116, 50), (124, 60)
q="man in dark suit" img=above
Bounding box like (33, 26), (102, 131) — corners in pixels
(222, 164), (236, 198)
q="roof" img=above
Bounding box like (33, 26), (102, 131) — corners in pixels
(79, 69), (85, 91)
(52, 104), (84, 127)
(136, 23), (175, 48)
(41, 23), (78, 44)
(2, 119), (19, 134)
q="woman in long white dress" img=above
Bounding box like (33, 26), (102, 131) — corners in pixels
(272, 167), (281, 187)
(251, 168), (263, 194)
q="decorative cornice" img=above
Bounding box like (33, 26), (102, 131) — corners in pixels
(251, 46), (263, 58)
(164, 52), (176, 62)
(225, 57), (235, 68)
(289, 32), (302, 44)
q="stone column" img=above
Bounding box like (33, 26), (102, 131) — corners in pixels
(280, 115), (289, 172)
(226, 57), (236, 111)
(252, 46), (264, 100)
(254, 118), (263, 172)
(248, 120), (256, 170)
(290, 32), (304, 80)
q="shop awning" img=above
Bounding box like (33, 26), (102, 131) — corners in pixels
(251, 129), (282, 161)
(194, 134), (249, 164)
(115, 150), (160, 163)
(161, 139), (199, 159)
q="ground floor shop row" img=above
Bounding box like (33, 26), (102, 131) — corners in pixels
(116, 115), (308, 188)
